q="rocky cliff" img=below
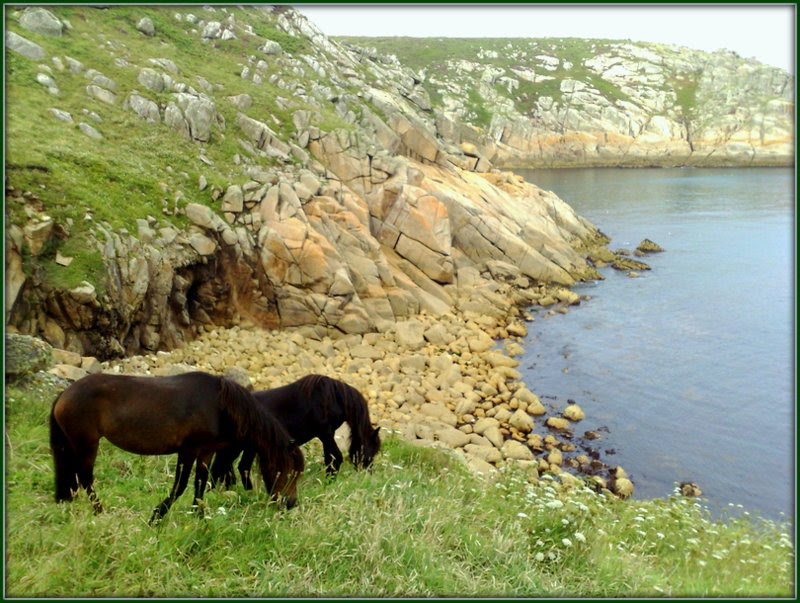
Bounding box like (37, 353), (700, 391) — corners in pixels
(343, 36), (794, 167)
(5, 6), (609, 358)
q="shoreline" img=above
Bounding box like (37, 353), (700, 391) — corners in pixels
(98, 278), (634, 500)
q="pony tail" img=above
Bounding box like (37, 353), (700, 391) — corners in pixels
(50, 397), (79, 502)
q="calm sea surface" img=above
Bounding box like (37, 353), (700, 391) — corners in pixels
(515, 167), (795, 522)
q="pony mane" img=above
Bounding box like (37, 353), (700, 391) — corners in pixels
(294, 374), (375, 463)
(218, 376), (295, 476)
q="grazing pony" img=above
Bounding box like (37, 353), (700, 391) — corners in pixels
(211, 374), (381, 489)
(49, 371), (304, 523)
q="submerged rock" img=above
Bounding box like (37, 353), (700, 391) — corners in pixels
(636, 238), (665, 253)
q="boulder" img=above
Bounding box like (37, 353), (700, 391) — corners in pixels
(613, 477), (635, 499)
(136, 17), (155, 36)
(636, 238), (664, 253)
(563, 404), (585, 422)
(5, 334), (53, 378)
(49, 364), (88, 382)
(419, 403), (457, 426)
(679, 481), (702, 497)
(137, 68), (172, 92)
(501, 439), (535, 461)
(223, 366), (252, 390)
(464, 442), (503, 464)
(23, 219), (53, 256)
(546, 417), (571, 431)
(260, 40), (282, 55)
(434, 426), (471, 449)
(465, 455), (498, 477)
(124, 93), (160, 123)
(473, 417), (500, 435)
(78, 123), (103, 139)
(394, 319), (425, 350)
(20, 7), (64, 36)
(508, 408), (534, 433)
(6, 31), (45, 60)
(86, 85), (117, 105)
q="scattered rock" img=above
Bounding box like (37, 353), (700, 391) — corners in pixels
(49, 363), (89, 382)
(508, 408), (534, 433)
(78, 122), (103, 139)
(5, 334), (53, 378)
(636, 239), (664, 253)
(612, 477), (634, 499)
(20, 7), (64, 36)
(563, 404), (585, 422)
(545, 416), (570, 431)
(6, 31), (46, 60)
(137, 17), (155, 36)
(680, 481), (702, 497)
(501, 439), (535, 461)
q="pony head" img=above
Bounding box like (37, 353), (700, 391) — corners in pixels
(269, 444), (305, 509)
(351, 425), (381, 469)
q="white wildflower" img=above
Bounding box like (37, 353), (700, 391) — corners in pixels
(535, 552), (545, 562)
(574, 532), (586, 543)
(656, 532), (665, 539)
(517, 512), (529, 519)
(562, 538), (572, 547)
(545, 500), (564, 509)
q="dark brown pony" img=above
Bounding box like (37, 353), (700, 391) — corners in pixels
(210, 374), (381, 489)
(49, 371), (304, 523)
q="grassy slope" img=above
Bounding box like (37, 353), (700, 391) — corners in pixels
(5, 5), (344, 292)
(339, 36), (635, 116)
(5, 380), (794, 598)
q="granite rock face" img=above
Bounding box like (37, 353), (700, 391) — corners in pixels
(348, 37), (793, 168)
(6, 6), (611, 357)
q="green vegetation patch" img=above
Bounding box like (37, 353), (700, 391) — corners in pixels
(6, 5), (353, 295)
(6, 380), (794, 597)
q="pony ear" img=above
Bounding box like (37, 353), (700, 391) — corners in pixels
(374, 426), (381, 435)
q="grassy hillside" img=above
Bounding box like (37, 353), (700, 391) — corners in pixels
(338, 36), (635, 116)
(5, 378), (794, 597)
(5, 5), (346, 292)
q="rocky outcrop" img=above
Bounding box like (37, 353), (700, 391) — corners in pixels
(5, 6), (612, 358)
(345, 38), (793, 168)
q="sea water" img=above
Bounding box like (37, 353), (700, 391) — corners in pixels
(515, 167), (794, 522)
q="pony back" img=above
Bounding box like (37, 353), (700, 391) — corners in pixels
(295, 374), (380, 467)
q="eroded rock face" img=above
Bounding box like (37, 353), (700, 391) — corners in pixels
(5, 6), (611, 357)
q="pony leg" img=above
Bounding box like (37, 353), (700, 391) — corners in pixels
(319, 433), (343, 476)
(150, 452), (194, 524)
(50, 404), (79, 503)
(192, 452), (215, 516)
(74, 441), (103, 513)
(210, 446), (241, 489)
(237, 448), (256, 490)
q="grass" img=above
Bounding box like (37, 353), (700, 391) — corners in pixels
(5, 5), (353, 295)
(5, 378), (795, 598)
